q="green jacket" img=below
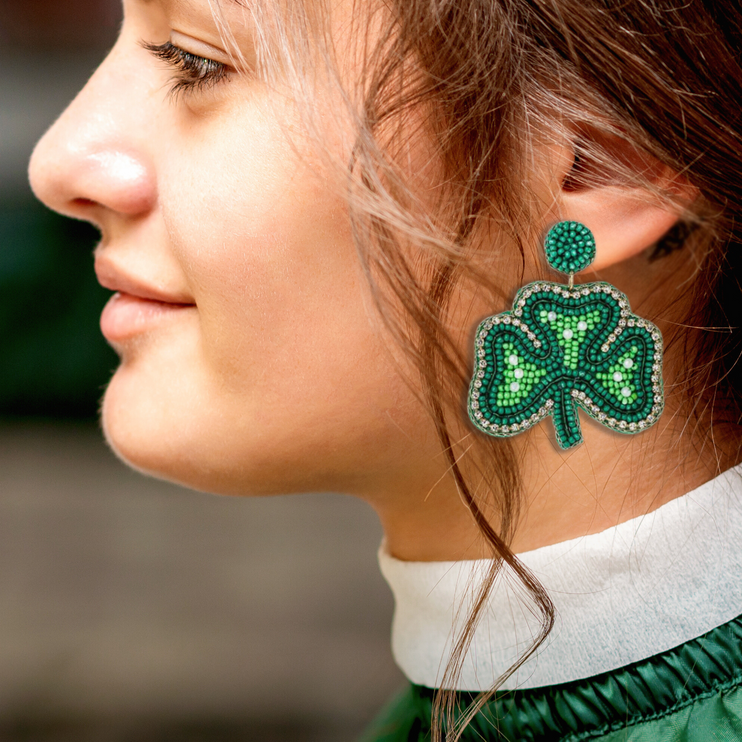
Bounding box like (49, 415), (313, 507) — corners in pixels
(361, 614), (742, 741)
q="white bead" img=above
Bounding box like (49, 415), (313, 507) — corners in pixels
(613, 372), (623, 382)
(621, 387), (631, 397)
(510, 382), (520, 392)
(514, 368), (524, 379)
(509, 354), (518, 365)
(577, 321), (587, 331)
(547, 311), (557, 322)
(623, 358), (634, 369)
(563, 329), (573, 340)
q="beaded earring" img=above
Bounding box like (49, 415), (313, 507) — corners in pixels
(467, 221), (664, 450)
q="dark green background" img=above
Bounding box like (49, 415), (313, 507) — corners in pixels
(0, 198), (117, 419)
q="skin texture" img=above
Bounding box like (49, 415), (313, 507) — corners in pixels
(30, 0), (727, 561)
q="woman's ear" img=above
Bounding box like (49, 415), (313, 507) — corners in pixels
(542, 130), (698, 272)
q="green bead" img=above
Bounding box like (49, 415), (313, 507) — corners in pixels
(544, 221), (596, 275)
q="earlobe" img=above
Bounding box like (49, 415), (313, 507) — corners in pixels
(546, 133), (697, 272)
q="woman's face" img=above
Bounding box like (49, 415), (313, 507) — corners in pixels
(29, 0), (444, 499)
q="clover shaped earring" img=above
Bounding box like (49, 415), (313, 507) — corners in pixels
(468, 221), (664, 450)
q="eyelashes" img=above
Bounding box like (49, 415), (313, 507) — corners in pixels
(143, 41), (230, 98)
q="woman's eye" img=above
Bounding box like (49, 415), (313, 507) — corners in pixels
(143, 41), (230, 98)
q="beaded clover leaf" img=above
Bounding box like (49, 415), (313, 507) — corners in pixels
(468, 221), (664, 450)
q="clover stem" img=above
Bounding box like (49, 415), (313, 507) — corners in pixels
(550, 389), (583, 449)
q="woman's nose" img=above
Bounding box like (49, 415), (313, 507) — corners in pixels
(29, 37), (158, 227)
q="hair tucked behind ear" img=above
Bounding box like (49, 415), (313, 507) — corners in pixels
(224, 0), (742, 738)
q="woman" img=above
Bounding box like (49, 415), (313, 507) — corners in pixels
(28, 0), (742, 739)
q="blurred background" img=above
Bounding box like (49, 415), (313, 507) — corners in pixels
(0, 3), (403, 740)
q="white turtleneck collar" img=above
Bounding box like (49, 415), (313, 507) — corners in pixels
(379, 465), (742, 691)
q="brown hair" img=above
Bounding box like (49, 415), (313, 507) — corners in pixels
(223, 0), (742, 738)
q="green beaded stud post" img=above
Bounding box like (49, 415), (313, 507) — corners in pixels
(468, 221), (664, 450)
(544, 220), (596, 275)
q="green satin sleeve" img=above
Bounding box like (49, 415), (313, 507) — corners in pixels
(357, 685), (423, 742)
(360, 614), (742, 741)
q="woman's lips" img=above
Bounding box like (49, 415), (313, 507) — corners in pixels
(100, 292), (195, 342)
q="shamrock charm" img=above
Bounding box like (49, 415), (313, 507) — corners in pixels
(468, 221), (664, 450)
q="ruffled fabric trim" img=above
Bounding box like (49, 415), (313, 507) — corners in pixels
(399, 614), (742, 741)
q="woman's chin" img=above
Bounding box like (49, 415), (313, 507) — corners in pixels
(100, 390), (197, 490)
(99, 369), (218, 492)
(98, 372), (324, 498)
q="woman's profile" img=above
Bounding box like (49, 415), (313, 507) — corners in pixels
(28, 0), (742, 739)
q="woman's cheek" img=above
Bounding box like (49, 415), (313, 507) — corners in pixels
(162, 123), (361, 381)
(102, 92), (432, 495)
